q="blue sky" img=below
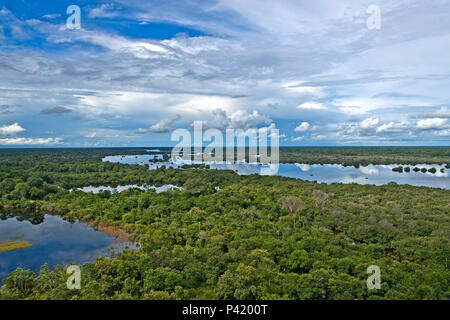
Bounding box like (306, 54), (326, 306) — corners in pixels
(0, 0), (449, 147)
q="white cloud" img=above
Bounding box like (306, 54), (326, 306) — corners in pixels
(260, 123), (286, 141)
(423, 106), (450, 119)
(89, 4), (120, 19)
(296, 101), (327, 110)
(312, 134), (327, 140)
(338, 107), (366, 116)
(161, 36), (233, 55)
(1, 1), (450, 145)
(434, 129), (450, 136)
(51, 29), (169, 58)
(376, 122), (396, 133)
(0, 137), (62, 145)
(285, 86), (324, 98)
(41, 14), (61, 19)
(0, 123), (25, 135)
(360, 117), (379, 129)
(198, 109), (271, 131)
(295, 163), (310, 171)
(137, 115), (181, 133)
(270, 131), (286, 140)
(416, 118), (447, 130)
(294, 122), (310, 132)
(434, 107), (450, 118)
(291, 136), (304, 142)
(333, 99), (376, 116)
(359, 166), (379, 175)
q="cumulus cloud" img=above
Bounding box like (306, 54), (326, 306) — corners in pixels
(267, 124), (287, 140)
(244, 123), (286, 141)
(434, 129), (450, 137)
(0, 137), (62, 145)
(1, 1), (450, 145)
(416, 118), (447, 130)
(0, 123), (25, 135)
(433, 107), (450, 118)
(197, 109), (271, 131)
(0, 122), (63, 145)
(137, 114), (181, 133)
(296, 102), (327, 110)
(360, 117), (379, 130)
(422, 106), (450, 119)
(294, 122), (310, 132)
(376, 122), (396, 133)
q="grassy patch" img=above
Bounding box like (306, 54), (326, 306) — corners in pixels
(0, 240), (32, 253)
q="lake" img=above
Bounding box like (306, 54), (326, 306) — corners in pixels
(72, 184), (182, 194)
(0, 214), (136, 279)
(103, 155), (449, 189)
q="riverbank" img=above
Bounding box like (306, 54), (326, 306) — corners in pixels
(92, 220), (135, 244)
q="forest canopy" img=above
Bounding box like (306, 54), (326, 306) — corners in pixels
(0, 148), (448, 300)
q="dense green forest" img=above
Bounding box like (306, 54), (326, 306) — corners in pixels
(0, 148), (448, 300)
(278, 146), (450, 166)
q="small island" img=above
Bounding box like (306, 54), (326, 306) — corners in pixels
(0, 240), (32, 253)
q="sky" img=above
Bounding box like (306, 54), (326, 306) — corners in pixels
(0, 0), (449, 147)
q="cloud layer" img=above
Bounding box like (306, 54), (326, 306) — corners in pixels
(0, 1), (449, 146)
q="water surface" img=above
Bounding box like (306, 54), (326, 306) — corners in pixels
(73, 184), (182, 194)
(0, 214), (135, 279)
(103, 155), (449, 189)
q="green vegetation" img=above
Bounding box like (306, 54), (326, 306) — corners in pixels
(96, 146), (450, 166)
(392, 166), (403, 173)
(0, 148), (448, 300)
(0, 240), (32, 253)
(278, 147), (450, 166)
